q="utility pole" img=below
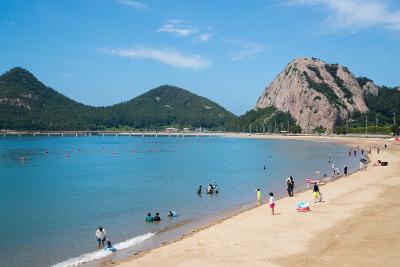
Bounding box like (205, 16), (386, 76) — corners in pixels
(365, 114), (368, 134)
(250, 124), (252, 134)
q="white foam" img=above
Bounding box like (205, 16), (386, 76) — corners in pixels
(52, 232), (155, 267)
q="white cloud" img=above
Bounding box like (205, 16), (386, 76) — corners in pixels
(157, 20), (213, 42)
(223, 39), (266, 61)
(100, 46), (210, 70)
(116, 0), (147, 9)
(196, 33), (212, 43)
(157, 20), (197, 37)
(286, 0), (400, 33)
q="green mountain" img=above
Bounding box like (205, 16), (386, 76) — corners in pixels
(224, 106), (302, 133)
(106, 85), (236, 129)
(0, 67), (235, 130)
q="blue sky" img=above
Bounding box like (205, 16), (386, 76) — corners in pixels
(1, 0), (399, 115)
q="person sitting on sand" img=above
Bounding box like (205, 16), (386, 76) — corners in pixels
(146, 213), (153, 222)
(268, 192), (275, 215)
(153, 212), (161, 221)
(95, 226), (107, 248)
(313, 183), (321, 203)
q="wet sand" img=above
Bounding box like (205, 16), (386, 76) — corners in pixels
(111, 135), (399, 267)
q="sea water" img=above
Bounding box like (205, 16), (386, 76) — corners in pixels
(0, 135), (362, 267)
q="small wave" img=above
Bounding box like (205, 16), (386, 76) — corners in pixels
(52, 232), (155, 267)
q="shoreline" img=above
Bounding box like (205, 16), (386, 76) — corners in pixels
(102, 135), (397, 267)
(1, 129), (393, 140)
(89, 138), (361, 267)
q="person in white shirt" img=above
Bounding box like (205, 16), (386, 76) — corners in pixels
(95, 226), (107, 248)
(268, 192), (275, 215)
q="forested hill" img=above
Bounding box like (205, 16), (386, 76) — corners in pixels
(0, 67), (236, 130)
(0, 67), (100, 130)
(107, 85), (236, 129)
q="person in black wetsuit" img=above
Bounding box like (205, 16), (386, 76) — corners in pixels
(344, 164), (348, 176)
(197, 185), (202, 194)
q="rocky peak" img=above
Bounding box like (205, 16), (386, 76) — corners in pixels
(256, 57), (379, 132)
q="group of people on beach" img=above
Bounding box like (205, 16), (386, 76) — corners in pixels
(93, 142), (389, 252)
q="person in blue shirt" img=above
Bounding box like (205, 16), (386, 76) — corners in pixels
(146, 213), (153, 222)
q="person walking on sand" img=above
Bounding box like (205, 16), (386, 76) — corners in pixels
(313, 183), (321, 203)
(96, 226), (107, 248)
(268, 192), (275, 215)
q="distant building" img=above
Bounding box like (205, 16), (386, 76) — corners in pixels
(166, 127), (178, 132)
(183, 128), (190, 132)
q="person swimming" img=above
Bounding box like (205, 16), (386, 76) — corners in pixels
(145, 213), (153, 222)
(197, 185), (202, 194)
(214, 184), (218, 193)
(207, 184), (213, 194)
(167, 211), (176, 217)
(153, 212), (161, 221)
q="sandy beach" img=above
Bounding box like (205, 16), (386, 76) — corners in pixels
(111, 135), (399, 267)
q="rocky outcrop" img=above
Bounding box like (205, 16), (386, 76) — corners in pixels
(256, 57), (379, 132)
